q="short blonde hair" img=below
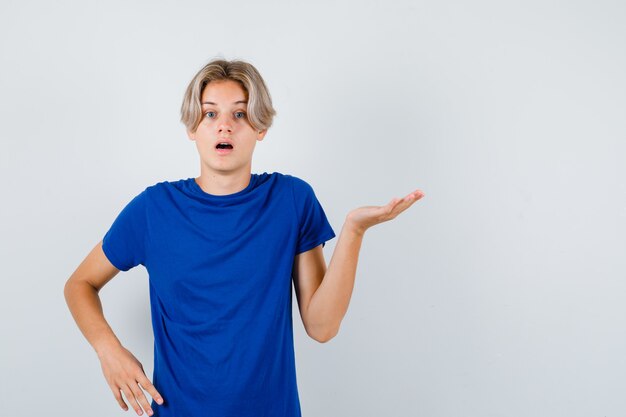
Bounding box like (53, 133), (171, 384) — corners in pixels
(180, 58), (277, 134)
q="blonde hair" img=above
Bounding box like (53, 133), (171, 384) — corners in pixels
(180, 58), (277, 134)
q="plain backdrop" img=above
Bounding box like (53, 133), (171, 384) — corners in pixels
(1, 1), (625, 416)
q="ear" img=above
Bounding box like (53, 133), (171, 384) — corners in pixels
(186, 129), (196, 141)
(257, 129), (268, 141)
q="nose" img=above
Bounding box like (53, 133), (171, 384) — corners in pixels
(216, 114), (233, 135)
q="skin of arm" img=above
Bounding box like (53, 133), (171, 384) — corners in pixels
(64, 240), (164, 415)
(64, 240), (125, 355)
(292, 189), (424, 343)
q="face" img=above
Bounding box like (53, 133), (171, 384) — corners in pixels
(187, 79), (267, 175)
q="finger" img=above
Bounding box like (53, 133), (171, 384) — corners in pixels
(390, 196), (413, 209)
(112, 385), (129, 411)
(400, 195), (416, 205)
(383, 198), (401, 214)
(138, 376), (164, 406)
(388, 196), (417, 217)
(400, 195), (420, 210)
(121, 384), (144, 416)
(404, 190), (424, 201)
(131, 382), (154, 416)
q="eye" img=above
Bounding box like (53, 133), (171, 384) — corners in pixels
(235, 111), (246, 119)
(204, 111), (216, 118)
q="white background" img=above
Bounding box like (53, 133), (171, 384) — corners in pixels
(1, 1), (625, 416)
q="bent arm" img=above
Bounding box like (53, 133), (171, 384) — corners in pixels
(63, 240), (124, 357)
(295, 191), (423, 342)
(305, 218), (364, 342)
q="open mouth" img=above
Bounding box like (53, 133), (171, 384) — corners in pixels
(216, 143), (233, 149)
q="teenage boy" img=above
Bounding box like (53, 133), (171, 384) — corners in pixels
(64, 58), (424, 417)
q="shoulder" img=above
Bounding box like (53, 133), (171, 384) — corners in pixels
(259, 171), (314, 198)
(142, 178), (189, 198)
(279, 173), (314, 194)
(113, 180), (181, 210)
(148, 178), (181, 190)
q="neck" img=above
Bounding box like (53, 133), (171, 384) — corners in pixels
(195, 169), (252, 196)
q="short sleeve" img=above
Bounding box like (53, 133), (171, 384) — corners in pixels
(102, 189), (148, 271)
(290, 176), (336, 255)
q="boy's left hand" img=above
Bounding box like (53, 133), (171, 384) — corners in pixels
(346, 189), (424, 236)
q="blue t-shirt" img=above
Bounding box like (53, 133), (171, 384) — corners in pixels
(101, 172), (336, 417)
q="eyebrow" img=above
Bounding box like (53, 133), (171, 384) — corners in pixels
(201, 100), (248, 105)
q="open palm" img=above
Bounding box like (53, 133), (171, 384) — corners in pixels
(346, 189), (425, 235)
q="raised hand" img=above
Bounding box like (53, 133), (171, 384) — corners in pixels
(346, 189), (424, 235)
(97, 344), (164, 416)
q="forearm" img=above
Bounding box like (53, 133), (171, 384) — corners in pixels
(63, 280), (123, 357)
(306, 218), (364, 341)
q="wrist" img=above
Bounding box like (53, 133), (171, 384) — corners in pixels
(94, 338), (123, 359)
(344, 216), (366, 237)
